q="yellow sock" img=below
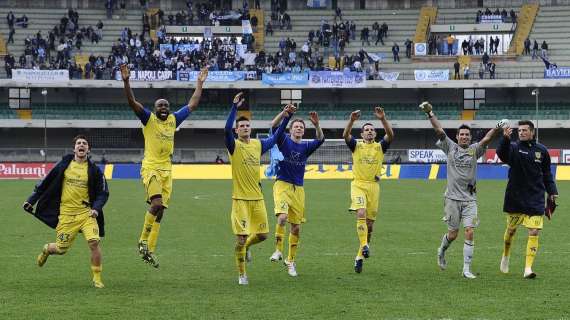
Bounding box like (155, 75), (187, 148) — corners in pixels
(245, 234), (262, 249)
(525, 235), (539, 269)
(502, 228), (515, 257)
(91, 265), (102, 283)
(287, 233), (299, 262)
(139, 211), (156, 242)
(275, 224), (285, 253)
(148, 221), (161, 253)
(357, 218), (368, 256)
(235, 243), (246, 275)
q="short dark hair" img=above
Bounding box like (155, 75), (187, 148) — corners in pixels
(73, 135), (90, 149)
(290, 118), (305, 129)
(235, 116), (250, 126)
(361, 122), (374, 130)
(518, 120), (535, 130)
(458, 124), (471, 132)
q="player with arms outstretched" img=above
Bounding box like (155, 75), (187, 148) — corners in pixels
(420, 101), (504, 278)
(121, 64), (208, 267)
(268, 106), (325, 277)
(225, 93), (291, 285)
(342, 107), (394, 273)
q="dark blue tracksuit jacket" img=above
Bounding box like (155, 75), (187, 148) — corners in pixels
(497, 137), (558, 216)
(25, 154), (110, 236)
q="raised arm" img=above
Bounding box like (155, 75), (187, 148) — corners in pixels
(496, 126), (513, 163)
(271, 104), (297, 130)
(309, 111), (324, 141)
(121, 64), (145, 115)
(343, 110), (360, 152)
(419, 101), (446, 140)
(187, 67), (208, 112)
(224, 93), (244, 155)
(343, 110), (359, 141)
(261, 108), (293, 154)
(374, 106), (394, 143)
(479, 119), (508, 148)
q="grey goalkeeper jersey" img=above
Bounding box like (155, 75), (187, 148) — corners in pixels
(436, 136), (486, 201)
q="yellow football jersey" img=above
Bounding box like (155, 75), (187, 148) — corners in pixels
(60, 160), (90, 216)
(142, 113), (176, 170)
(229, 139), (264, 200)
(352, 141), (384, 182)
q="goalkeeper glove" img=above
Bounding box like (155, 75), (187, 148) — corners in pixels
(496, 119), (509, 129)
(419, 101), (432, 113)
(545, 195), (557, 220)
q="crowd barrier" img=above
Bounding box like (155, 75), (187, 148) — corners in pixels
(2, 163), (568, 181)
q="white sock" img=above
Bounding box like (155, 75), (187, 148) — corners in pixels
(440, 234), (453, 252)
(463, 240), (474, 272)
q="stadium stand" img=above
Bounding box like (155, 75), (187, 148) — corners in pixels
(0, 7), (143, 78)
(2, 4), (570, 80)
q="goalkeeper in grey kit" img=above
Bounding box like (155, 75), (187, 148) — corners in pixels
(420, 101), (506, 278)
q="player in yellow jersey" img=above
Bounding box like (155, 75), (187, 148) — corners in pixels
(342, 108), (394, 273)
(224, 92), (292, 285)
(23, 135), (109, 288)
(121, 64), (208, 267)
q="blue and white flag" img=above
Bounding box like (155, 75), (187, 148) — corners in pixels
(262, 72), (309, 85)
(307, 0), (327, 8)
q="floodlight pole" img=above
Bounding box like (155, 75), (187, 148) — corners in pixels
(533, 88), (539, 143)
(41, 88), (47, 163)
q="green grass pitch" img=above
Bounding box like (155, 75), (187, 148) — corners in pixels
(1, 179), (568, 319)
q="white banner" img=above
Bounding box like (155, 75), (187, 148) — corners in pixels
(367, 52), (383, 62)
(563, 150), (570, 164)
(309, 71), (366, 88)
(307, 0), (327, 8)
(242, 20), (253, 34)
(414, 43), (427, 56)
(12, 69), (69, 82)
(243, 53), (257, 65)
(236, 44), (247, 58)
(414, 69), (449, 81)
(408, 149), (447, 163)
(379, 72), (399, 82)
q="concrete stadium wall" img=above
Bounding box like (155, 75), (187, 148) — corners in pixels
(1, 87), (569, 107)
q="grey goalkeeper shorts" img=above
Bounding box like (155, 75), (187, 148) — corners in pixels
(443, 198), (479, 231)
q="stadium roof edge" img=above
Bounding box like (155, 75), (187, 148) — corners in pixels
(0, 79), (568, 89)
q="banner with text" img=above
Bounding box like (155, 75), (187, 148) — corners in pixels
(544, 67), (570, 79)
(308, 71), (366, 88)
(0, 163), (55, 179)
(408, 149), (447, 163)
(12, 69), (69, 82)
(379, 72), (400, 81)
(307, 0), (327, 8)
(563, 150), (570, 164)
(115, 70), (175, 81)
(177, 70), (256, 82)
(262, 72), (309, 85)
(414, 69), (450, 81)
